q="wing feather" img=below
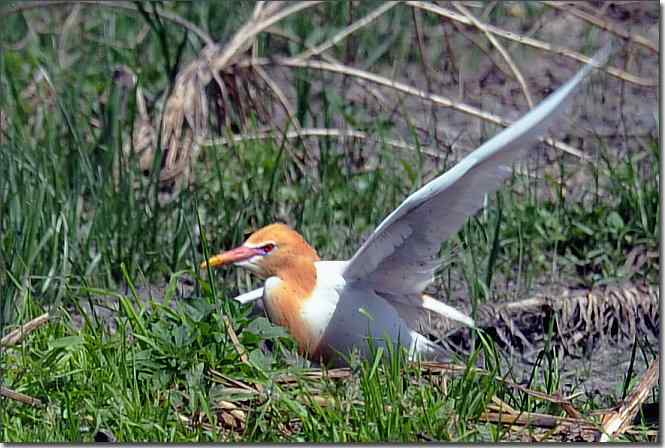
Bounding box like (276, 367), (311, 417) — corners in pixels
(343, 45), (612, 302)
(232, 287), (264, 304)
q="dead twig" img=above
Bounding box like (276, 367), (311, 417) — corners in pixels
(200, 127), (443, 160)
(407, 1), (656, 87)
(420, 360), (585, 419)
(453, 2), (534, 108)
(480, 409), (595, 430)
(209, 323), (266, 396)
(0, 386), (43, 407)
(500, 379), (583, 419)
(222, 315), (250, 367)
(482, 400), (600, 442)
(600, 354), (659, 441)
(543, 1), (658, 54)
(273, 367), (354, 385)
(1, 313), (49, 348)
(241, 57), (592, 160)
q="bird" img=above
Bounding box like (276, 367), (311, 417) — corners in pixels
(201, 45), (610, 367)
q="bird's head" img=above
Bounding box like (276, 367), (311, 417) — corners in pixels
(200, 223), (320, 278)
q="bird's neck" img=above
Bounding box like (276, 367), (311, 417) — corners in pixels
(273, 255), (318, 300)
(262, 255), (319, 357)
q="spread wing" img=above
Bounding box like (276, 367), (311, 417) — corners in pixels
(342, 45), (611, 309)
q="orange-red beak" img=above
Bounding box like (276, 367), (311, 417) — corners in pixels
(200, 246), (259, 269)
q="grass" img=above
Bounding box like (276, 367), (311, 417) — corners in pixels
(0, 1), (659, 443)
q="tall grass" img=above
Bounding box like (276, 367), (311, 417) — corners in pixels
(0, 1), (658, 442)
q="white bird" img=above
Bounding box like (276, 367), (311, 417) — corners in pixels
(201, 46), (610, 367)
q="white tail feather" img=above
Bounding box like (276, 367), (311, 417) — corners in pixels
(422, 294), (475, 328)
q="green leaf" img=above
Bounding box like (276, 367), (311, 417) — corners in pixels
(607, 211), (625, 231)
(400, 160), (416, 184)
(572, 221), (595, 236)
(49, 335), (83, 349)
(249, 348), (273, 370)
(244, 317), (288, 340)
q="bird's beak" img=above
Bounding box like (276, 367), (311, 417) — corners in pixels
(200, 246), (258, 269)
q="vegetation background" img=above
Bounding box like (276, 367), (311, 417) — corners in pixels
(0, 1), (659, 442)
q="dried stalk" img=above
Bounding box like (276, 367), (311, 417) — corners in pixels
(0, 386), (43, 407)
(481, 409), (590, 429)
(479, 408), (601, 442)
(222, 315), (250, 366)
(449, 19), (517, 83)
(201, 127), (443, 160)
(264, 26), (390, 106)
(58, 3), (81, 68)
(209, 2), (322, 74)
(453, 2), (534, 108)
(159, 2), (322, 191)
(407, 1), (656, 87)
(600, 354), (659, 441)
(290, 2), (398, 62)
(1, 313), (49, 348)
(543, 1), (658, 54)
(241, 57), (591, 159)
(251, 64), (309, 169)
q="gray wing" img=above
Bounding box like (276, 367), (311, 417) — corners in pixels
(343, 45), (611, 305)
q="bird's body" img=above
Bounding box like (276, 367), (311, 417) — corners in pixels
(202, 46), (610, 366)
(204, 223), (451, 365)
(286, 260), (445, 364)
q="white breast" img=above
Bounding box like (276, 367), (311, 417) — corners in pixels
(261, 261), (347, 351)
(298, 261), (347, 347)
(303, 261), (443, 365)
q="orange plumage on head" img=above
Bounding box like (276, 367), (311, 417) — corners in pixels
(244, 223), (322, 355)
(202, 223), (322, 355)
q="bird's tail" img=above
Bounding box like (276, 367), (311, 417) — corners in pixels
(410, 330), (459, 363)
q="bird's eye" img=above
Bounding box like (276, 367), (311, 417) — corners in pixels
(260, 243), (276, 255)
